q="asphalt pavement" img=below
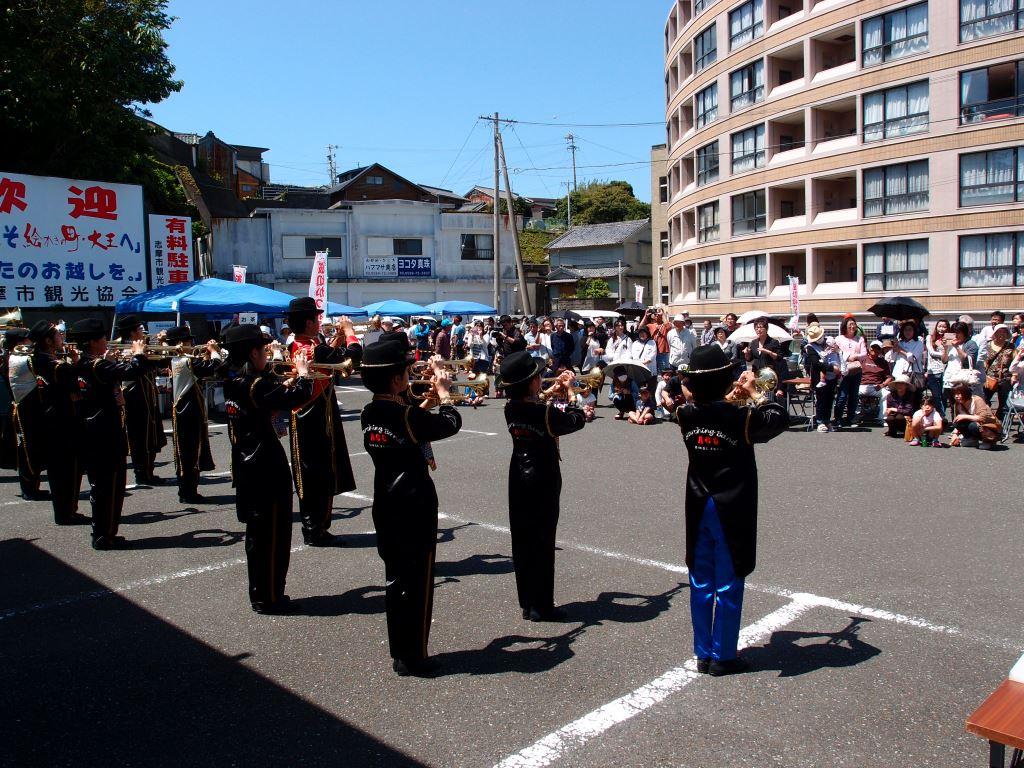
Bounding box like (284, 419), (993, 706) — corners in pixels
(1, 383), (1021, 767)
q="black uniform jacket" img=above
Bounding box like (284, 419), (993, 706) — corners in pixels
(75, 353), (146, 455)
(122, 356), (166, 454)
(15, 353), (78, 470)
(223, 368), (313, 523)
(360, 400), (461, 560)
(504, 399), (586, 494)
(675, 400), (787, 578)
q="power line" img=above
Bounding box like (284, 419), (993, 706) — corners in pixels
(510, 124), (553, 196)
(438, 119), (480, 188)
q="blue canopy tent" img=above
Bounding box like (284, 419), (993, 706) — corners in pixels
(325, 301), (367, 317)
(361, 299), (430, 317)
(424, 300), (496, 316)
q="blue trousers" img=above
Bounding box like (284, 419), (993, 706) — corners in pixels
(689, 498), (745, 661)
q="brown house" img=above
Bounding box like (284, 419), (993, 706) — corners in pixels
(196, 132), (270, 199)
(328, 164), (440, 207)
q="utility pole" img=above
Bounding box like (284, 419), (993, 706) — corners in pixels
(497, 131), (532, 315)
(491, 112), (501, 312)
(562, 181), (573, 228)
(326, 144), (338, 184)
(565, 133), (578, 191)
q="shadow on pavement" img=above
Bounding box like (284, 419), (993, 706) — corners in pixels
(0, 539), (428, 767)
(332, 504), (369, 521)
(121, 508), (206, 525)
(743, 616), (882, 677)
(127, 528), (245, 550)
(293, 585), (386, 617)
(434, 553), (514, 579)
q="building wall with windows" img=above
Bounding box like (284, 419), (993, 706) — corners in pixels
(663, 0), (1024, 321)
(210, 201), (525, 311)
(651, 144), (671, 305)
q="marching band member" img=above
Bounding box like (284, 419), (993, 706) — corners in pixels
(164, 326), (219, 504)
(221, 324), (314, 615)
(1, 328), (29, 471)
(285, 297), (361, 546)
(674, 345), (787, 675)
(499, 351), (586, 621)
(360, 339), (462, 677)
(114, 315), (167, 486)
(8, 325), (49, 501)
(70, 318), (148, 549)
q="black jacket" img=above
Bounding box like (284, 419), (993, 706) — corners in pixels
(361, 399), (461, 560)
(675, 400), (787, 577)
(504, 399), (586, 492)
(74, 353), (146, 458)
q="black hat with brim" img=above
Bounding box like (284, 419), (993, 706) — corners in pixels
(222, 323), (273, 350)
(115, 314), (143, 336)
(28, 321), (57, 344)
(379, 330), (412, 349)
(163, 325), (193, 345)
(362, 339), (415, 369)
(686, 344), (733, 376)
(288, 296), (318, 314)
(70, 318), (106, 342)
(498, 350), (544, 387)
(4, 327), (30, 347)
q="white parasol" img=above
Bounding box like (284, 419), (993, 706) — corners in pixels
(728, 323), (793, 343)
(736, 309), (770, 325)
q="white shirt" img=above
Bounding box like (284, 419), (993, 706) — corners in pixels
(581, 336), (604, 371)
(603, 334), (632, 364)
(631, 339), (657, 375)
(667, 326), (696, 368)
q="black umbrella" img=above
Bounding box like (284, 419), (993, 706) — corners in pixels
(615, 301), (646, 318)
(552, 309), (584, 322)
(867, 297), (930, 322)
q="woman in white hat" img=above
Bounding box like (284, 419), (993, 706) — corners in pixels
(883, 375), (916, 438)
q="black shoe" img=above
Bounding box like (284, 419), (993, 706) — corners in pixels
(178, 491), (205, 504)
(521, 608), (531, 620)
(393, 657), (441, 678)
(91, 535), (126, 550)
(528, 606), (569, 622)
(252, 595), (293, 615)
(696, 658), (711, 674)
(55, 512), (91, 526)
(304, 532), (345, 547)
(21, 489), (51, 501)
(136, 475), (166, 486)
(709, 657), (750, 677)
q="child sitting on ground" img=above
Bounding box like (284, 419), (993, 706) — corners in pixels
(628, 382), (657, 425)
(909, 393), (944, 446)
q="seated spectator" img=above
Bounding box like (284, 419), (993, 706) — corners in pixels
(579, 388), (597, 422)
(655, 367), (690, 419)
(883, 375), (916, 438)
(908, 394), (944, 446)
(981, 323), (1014, 419)
(950, 383), (1002, 449)
(628, 382), (656, 425)
(943, 321), (979, 414)
(610, 368), (635, 420)
(861, 340), (893, 422)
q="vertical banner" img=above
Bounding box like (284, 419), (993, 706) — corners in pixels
(232, 264), (247, 283)
(0, 172), (146, 307)
(308, 250), (328, 315)
(788, 275), (800, 329)
(635, 284), (644, 304)
(148, 214), (193, 289)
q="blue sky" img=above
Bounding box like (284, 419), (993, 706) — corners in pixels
(146, 1), (668, 202)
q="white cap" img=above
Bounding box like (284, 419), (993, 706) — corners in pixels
(259, 325), (272, 335)
(672, 314), (686, 323)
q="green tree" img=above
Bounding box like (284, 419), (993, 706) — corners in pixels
(555, 181), (651, 225)
(518, 229), (556, 264)
(1, 0), (182, 192)
(575, 278), (611, 299)
(483, 195), (532, 218)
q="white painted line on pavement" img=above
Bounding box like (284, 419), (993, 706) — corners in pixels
(493, 598), (814, 768)
(460, 428), (498, 436)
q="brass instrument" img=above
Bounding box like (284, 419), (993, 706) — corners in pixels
(0, 307), (23, 329)
(412, 354), (473, 373)
(539, 368), (605, 400)
(268, 361), (332, 380)
(273, 351), (355, 378)
(727, 367), (779, 406)
(410, 375), (489, 405)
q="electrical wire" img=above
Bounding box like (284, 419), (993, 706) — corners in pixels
(510, 124), (553, 196)
(438, 120), (480, 188)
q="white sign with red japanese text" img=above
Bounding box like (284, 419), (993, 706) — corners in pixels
(309, 250), (328, 313)
(232, 265), (246, 283)
(635, 284), (644, 304)
(788, 275), (800, 329)
(0, 172), (146, 308)
(148, 214), (193, 290)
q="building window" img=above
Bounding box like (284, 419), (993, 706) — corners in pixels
(731, 124), (766, 173)
(732, 254), (767, 297)
(696, 141), (720, 186)
(698, 260), (721, 299)
(960, 61), (1024, 124)
(366, 175), (384, 185)
(960, 0), (1024, 42)
(659, 176), (669, 203)
(284, 236), (343, 260)
(694, 23), (718, 72)
(731, 190), (766, 235)
(730, 0), (765, 48)
(393, 238), (423, 256)
(698, 202), (720, 243)
(864, 239), (929, 291)
(460, 233), (493, 260)
(959, 233), (1024, 287)
(960, 147), (1024, 206)
(730, 59), (765, 110)
(862, 2), (928, 67)
(863, 160), (929, 217)
(660, 231), (669, 259)
(695, 0), (710, 12)
(695, 83), (718, 128)
(863, 81), (929, 142)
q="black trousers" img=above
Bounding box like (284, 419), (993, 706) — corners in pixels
(245, 500), (292, 608)
(297, 491), (332, 542)
(509, 494), (560, 612)
(16, 436), (41, 497)
(383, 545), (436, 663)
(126, 409), (156, 481)
(983, 379), (1012, 419)
(48, 448), (82, 522)
(85, 452), (127, 542)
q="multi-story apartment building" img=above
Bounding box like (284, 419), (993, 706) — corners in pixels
(662, 0), (1024, 322)
(651, 143), (671, 304)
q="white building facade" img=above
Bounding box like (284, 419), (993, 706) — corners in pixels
(211, 200), (524, 311)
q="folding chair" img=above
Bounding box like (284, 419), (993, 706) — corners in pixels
(1000, 386), (1024, 441)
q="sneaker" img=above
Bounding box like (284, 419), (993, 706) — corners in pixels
(961, 437), (980, 448)
(817, 424), (829, 433)
(908, 438), (920, 446)
(978, 441), (994, 450)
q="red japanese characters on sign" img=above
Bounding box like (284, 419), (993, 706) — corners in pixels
(148, 214), (192, 289)
(308, 250), (328, 313)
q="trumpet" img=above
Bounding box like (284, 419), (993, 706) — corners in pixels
(539, 368), (605, 400)
(410, 375), (489, 405)
(274, 351), (355, 378)
(412, 354), (473, 373)
(268, 361), (332, 380)
(727, 367), (778, 406)
(0, 307), (23, 330)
